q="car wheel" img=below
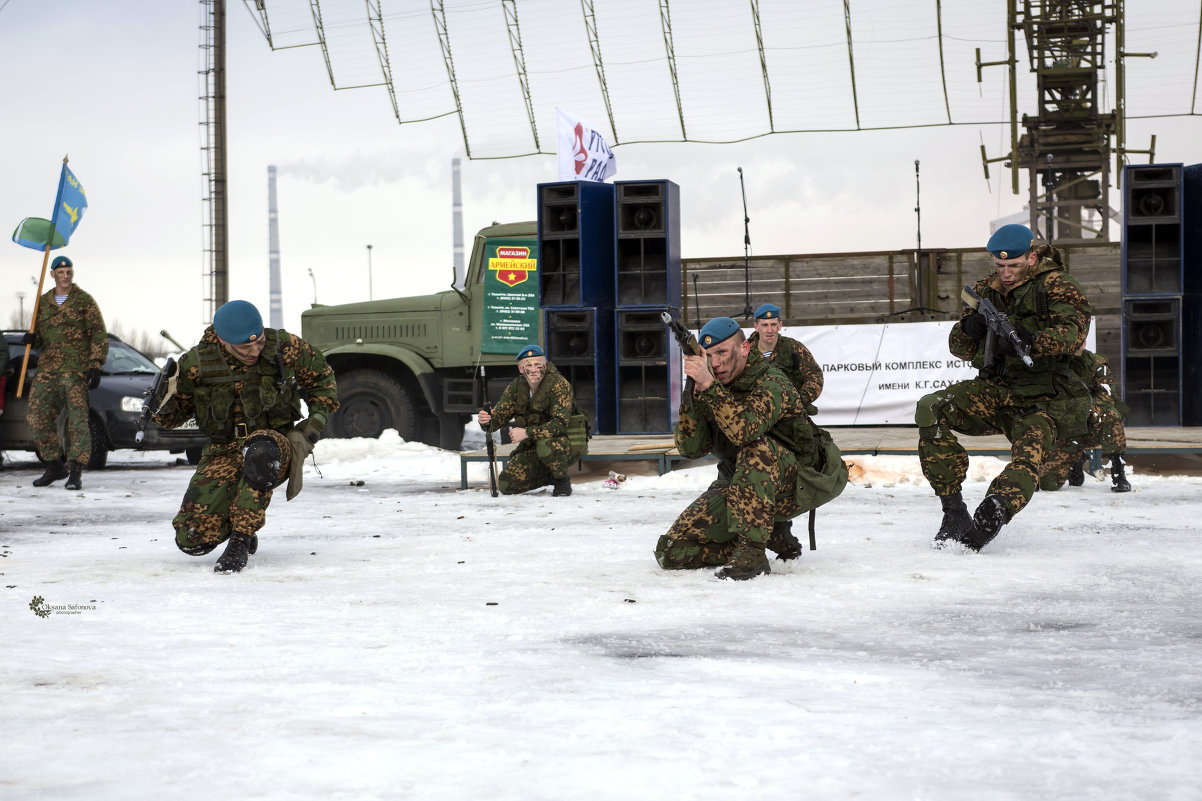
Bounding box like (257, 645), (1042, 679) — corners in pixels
(186, 446), (203, 465)
(326, 369), (418, 442)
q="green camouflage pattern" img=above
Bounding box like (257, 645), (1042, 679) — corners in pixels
(26, 285), (107, 465)
(656, 349), (813, 569)
(1039, 350), (1129, 488)
(747, 331), (824, 408)
(155, 327), (338, 553)
(486, 363), (576, 494)
(28, 285), (108, 373)
(917, 248), (1093, 520)
(28, 373), (92, 464)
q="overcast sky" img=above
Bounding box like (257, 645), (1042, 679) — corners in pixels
(1, 0), (1199, 345)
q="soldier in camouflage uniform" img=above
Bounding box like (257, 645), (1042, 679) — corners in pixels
(746, 303), (824, 410)
(746, 302), (826, 557)
(1039, 349), (1131, 493)
(153, 300), (339, 573)
(915, 224), (1093, 551)
(655, 317), (823, 580)
(24, 256), (108, 490)
(477, 344), (582, 497)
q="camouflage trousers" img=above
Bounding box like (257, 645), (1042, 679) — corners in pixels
(28, 371), (91, 465)
(1039, 399), (1127, 488)
(655, 437), (802, 569)
(497, 435), (573, 495)
(172, 429), (289, 555)
(916, 379), (1057, 519)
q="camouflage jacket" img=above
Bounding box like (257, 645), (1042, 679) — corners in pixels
(487, 362), (573, 440)
(154, 326), (339, 440)
(30, 284), (108, 374)
(674, 348), (813, 473)
(950, 250), (1092, 400)
(747, 331), (824, 408)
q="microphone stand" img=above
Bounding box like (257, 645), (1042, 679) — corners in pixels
(738, 167), (753, 319)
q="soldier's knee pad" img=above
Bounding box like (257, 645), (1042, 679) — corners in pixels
(915, 391), (955, 439)
(241, 430), (290, 491)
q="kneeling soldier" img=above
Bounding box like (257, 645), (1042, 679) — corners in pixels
(152, 300), (339, 572)
(655, 317), (846, 580)
(477, 344), (586, 497)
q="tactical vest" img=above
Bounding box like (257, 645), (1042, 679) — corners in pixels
(191, 329), (302, 442)
(976, 269), (1091, 435)
(510, 371), (589, 460)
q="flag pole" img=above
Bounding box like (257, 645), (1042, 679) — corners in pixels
(16, 155), (70, 399)
(16, 246), (52, 398)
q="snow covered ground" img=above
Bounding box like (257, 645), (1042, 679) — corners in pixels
(2, 434), (1200, 801)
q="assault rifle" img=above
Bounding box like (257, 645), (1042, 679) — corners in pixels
(961, 286), (1034, 368)
(478, 364), (499, 497)
(134, 357), (177, 444)
(661, 311), (703, 411)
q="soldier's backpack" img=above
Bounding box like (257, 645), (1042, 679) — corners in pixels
(792, 422), (849, 514)
(566, 403), (590, 462)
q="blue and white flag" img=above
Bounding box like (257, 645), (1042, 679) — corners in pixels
(50, 162), (87, 245)
(11, 162), (87, 250)
(556, 108), (616, 183)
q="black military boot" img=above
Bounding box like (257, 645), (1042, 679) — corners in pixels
(1110, 455), (1131, 493)
(933, 491), (973, 547)
(962, 494), (1010, 552)
(214, 532), (253, 573)
(64, 463), (83, 491)
(766, 520), (803, 561)
(551, 475), (572, 497)
(1068, 454), (1086, 487)
(33, 460), (70, 487)
(716, 542), (770, 581)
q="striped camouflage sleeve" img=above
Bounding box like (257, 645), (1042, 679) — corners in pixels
(280, 331), (339, 425)
(696, 372), (789, 448)
(673, 397), (714, 459)
(1030, 272), (1091, 357)
(790, 339), (824, 405)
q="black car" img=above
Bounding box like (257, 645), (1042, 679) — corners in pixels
(1, 331), (208, 468)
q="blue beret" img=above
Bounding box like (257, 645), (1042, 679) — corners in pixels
(754, 303), (780, 320)
(987, 224), (1034, 259)
(213, 300), (264, 345)
(699, 317), (741, 348)
(516, 344), (544, 361)
(51, 256), (73, 270)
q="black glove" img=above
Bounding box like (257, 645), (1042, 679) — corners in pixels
(1000, 323), (1035, 358)
(20, 331), (36, 346)
(86, 368), (102, 390)
(960, 311), (988, 339)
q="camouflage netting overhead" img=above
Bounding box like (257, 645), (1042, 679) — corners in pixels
(242, 0), (1202, 159)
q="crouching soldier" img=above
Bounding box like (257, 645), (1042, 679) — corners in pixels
(152, 300), (339, 573)
(476, 344), (587, 497)
(655, 317), (847, 581)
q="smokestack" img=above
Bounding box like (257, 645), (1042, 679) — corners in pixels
(267, 164), (283, 328)
(452, 158), (465, 289)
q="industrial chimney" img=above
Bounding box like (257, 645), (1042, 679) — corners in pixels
(267, 164), (283, 328)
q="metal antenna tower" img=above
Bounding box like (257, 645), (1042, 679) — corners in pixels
(979, 0), (1155, 244)
(199, 0), (229, 322)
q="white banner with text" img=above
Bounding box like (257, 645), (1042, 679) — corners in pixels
(766, 322), (1095, 425)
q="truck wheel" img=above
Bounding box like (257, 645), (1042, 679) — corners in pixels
(328, 369), (418, 442)
(185, 446), (203, 465)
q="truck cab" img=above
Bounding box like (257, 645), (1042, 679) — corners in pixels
(300, 221), (538, 449)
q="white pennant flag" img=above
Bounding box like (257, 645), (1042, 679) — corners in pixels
(556, 108), (617, 182)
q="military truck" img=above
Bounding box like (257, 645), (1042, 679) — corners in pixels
(299, 221), (538, 450)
